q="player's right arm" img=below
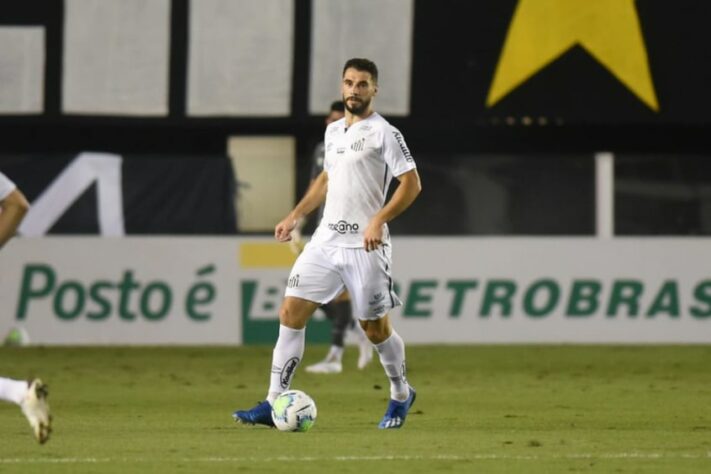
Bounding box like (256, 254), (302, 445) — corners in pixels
(0, 189), (30, 249)
(275, 171), (328, 242)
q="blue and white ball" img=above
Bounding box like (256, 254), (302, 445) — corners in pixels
(271, 390), (317, 432)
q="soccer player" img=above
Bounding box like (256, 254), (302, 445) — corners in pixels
(291, 100), (374, 374)
(0, 171), (52, 443)
(234, 58), (421, 429)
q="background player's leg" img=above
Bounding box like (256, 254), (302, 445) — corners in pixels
(306, 298), (351, 373)
(0, 377), (52, 443)
(352, 320), (374, 369)
(328, 299), (352, 353)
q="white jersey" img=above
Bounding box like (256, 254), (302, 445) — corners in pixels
(0, 171), (17, 201)
(311, 112), (416, 247)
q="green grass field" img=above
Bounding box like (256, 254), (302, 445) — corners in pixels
(0, 345), (710, 473)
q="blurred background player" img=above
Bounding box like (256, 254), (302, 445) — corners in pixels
(0, 171), (52, 444)
(290, 100), (373, 374)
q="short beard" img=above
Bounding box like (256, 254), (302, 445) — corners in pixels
(344, 97), (370, 116)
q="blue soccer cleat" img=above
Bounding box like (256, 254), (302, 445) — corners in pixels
(233, 401), (275, 427)
(378, 387), (417, 429)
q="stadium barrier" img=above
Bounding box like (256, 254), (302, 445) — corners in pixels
(0, 236), (709, 344)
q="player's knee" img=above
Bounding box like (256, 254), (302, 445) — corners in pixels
(278, 299), (315, 329)
(279, 306), (302, 329)
(360, 319), (391, 344)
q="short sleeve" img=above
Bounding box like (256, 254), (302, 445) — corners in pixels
(383, 126), (416, 177)
(0, 172), (17, 201)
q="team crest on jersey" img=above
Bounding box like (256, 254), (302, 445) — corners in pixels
(351, 138), (366, 151)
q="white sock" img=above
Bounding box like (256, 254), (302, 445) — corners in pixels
(325, 345), (344, 362)
(0, 377), (28, 405)
(267, 325), (305, 403)
(374, 330), (409, 401)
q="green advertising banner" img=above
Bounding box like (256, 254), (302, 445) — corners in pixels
(0, 237), (709, 344)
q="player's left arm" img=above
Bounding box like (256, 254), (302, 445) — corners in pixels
(0, 189), (30, 249)
(363, 169), (421, 252)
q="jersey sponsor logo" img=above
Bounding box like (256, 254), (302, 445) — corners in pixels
(287, 274), (300, 288)
(392, 131), (413, 162)
(327, 220), (360, 234)
(351, 137), (366, 151)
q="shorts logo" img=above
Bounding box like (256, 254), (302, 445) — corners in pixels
(351, 138), (365, 151)
(287, 274), (300, 288)
(280, 357), (299, 388)
(369, 292), (385, 305)
(327, 220), (360, 234)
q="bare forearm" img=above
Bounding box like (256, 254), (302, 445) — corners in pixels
(275, 172), (327, 242)
(373, 169), (421, 225)
(290, 173), (327, 221)
(0, 197), (29, 248)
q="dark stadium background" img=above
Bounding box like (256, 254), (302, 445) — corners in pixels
(1, 0), (710, 235)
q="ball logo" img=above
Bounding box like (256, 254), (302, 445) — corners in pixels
(328, 220), (360, 234)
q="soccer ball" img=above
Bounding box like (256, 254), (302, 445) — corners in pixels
(271, 390), (317, 432)
(3, 327), (30, 347)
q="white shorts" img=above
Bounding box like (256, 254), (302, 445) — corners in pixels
(285, 242), (402, 320)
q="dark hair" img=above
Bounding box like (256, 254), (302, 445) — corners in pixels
(330, 100), (345, 112)
(342, 58), (378, 84)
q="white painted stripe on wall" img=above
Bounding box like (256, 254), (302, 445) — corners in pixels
(596, 152), (614, 238)
(187, 0), (293, 116)
(0, 27), (45, 114)
(62, 0), (170, 116)
(309, 0), (414, 116)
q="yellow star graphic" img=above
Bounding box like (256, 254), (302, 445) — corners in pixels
(487, 0), (659, 111)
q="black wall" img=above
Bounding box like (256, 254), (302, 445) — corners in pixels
(0, 0), (709, 156)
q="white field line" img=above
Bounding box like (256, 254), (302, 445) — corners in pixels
(0, 453), (709, 464)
